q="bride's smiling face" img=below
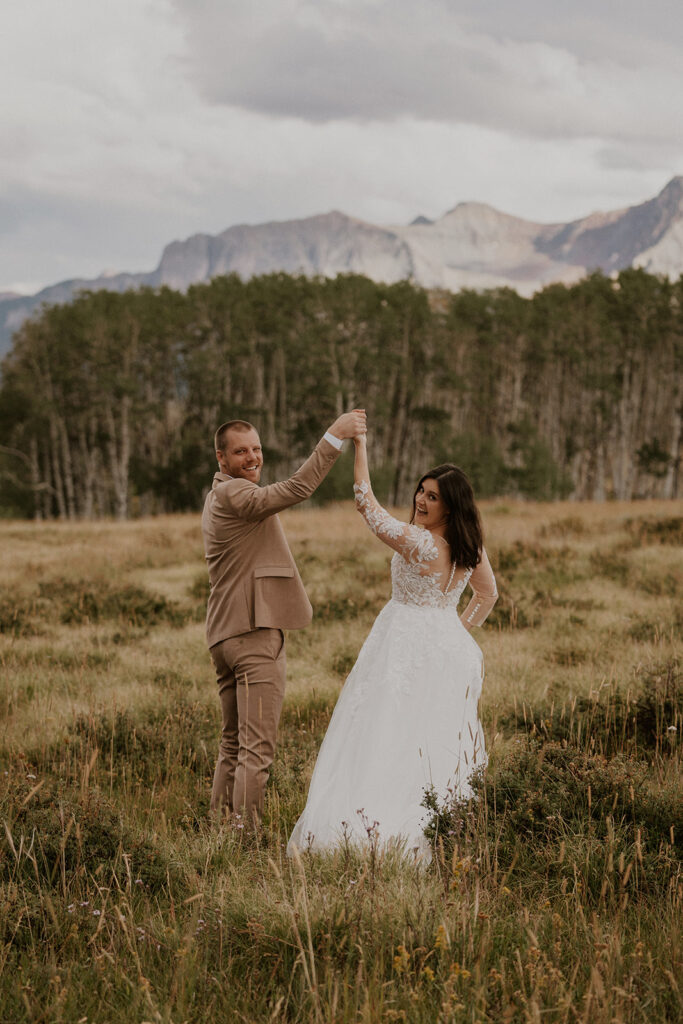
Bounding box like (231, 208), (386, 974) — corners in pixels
(413, 478), (448, 531)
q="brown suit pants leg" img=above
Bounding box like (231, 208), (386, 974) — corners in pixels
(210, 627), (286, 824)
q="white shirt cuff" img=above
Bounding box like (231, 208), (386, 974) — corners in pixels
(323, 431), (344, 451)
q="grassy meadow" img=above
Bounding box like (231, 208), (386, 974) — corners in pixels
(0, 499), (681, 1023)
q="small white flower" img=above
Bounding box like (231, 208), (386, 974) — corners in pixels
(667, 725), (677, 733)
(27, 774), (37, 780)
(135, 879), (143, 885)
(92, 910), (101, 917)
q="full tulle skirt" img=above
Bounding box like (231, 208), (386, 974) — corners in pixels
(287, 598), (486, 857)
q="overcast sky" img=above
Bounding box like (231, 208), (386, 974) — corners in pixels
(2, 0), (682, 294)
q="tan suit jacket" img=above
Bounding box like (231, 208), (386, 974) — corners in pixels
(202, 437), (341, 648)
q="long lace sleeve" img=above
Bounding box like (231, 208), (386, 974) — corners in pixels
(354, 480), (438, 568)
(460, 547), (498, 627)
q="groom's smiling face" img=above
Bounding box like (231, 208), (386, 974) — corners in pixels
(218, 428), (263, 482)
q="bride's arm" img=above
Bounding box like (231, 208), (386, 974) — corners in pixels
(353, 435), (438, 567)
(460, 547), (498, 629)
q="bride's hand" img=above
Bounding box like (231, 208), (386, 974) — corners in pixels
(353, 432), (367, 447)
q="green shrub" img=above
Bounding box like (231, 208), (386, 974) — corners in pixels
(0, 594), (43, 636)
(0, 774), (183, 899)
(61, 702), (217, 786)
(636, 572), (680, 597)
(626, 516), (683, 546)
(39, 578), (187, 627)
(589, 550), (630, 584)
(497, 660), (682, 760)
(537, 516), (587, 539)
(423, 739), (682, 900)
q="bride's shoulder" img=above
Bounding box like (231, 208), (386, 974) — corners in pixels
(401, 523), (440, 565)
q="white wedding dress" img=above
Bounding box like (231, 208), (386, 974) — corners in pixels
(288, 481), (498, 857)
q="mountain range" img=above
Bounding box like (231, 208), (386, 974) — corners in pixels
(1, 176), (682, 356)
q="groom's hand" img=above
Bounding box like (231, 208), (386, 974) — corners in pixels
(328, 409), (366, 441)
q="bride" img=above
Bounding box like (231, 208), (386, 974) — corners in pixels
(288, 432), (498, 857)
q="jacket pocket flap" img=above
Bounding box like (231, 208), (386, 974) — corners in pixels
(254, 565), (294, 579)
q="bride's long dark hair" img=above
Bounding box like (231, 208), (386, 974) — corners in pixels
(410, 464), (483, 568)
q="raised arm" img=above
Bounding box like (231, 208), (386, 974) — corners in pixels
(353, 435), (438, 568)
(460, 547), (498, 629)
(220, 410), (366, 521)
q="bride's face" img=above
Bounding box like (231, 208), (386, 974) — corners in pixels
(414, 478), (448, 531)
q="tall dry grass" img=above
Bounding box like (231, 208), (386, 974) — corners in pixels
(0, 499), (681, 1022)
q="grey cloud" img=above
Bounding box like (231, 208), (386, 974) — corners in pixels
(451, 0), (683, 63)
(172, 0), (683, 144)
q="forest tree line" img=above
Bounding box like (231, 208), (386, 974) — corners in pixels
(0, 268), (681, 519)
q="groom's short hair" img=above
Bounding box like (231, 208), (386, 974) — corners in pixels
(215, 420), (256, 452)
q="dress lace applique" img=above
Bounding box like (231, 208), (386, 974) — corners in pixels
(391, 554), (473, 609)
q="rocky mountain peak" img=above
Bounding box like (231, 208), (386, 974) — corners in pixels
(659, 174), (683, 196)
(654, 175), (683, 216)
(442, 200), (527, 221)
(2, 177), (683, 356)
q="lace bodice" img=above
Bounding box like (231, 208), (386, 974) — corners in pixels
(391, 553), (472, 609)
(354, 479), (498, 626)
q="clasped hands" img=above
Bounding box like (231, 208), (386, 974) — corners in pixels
(329, 408), (367, 444)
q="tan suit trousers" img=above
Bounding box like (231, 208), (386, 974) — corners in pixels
(209, 627), (286, 823)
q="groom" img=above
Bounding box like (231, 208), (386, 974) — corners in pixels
(202, 410), (366, 825)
